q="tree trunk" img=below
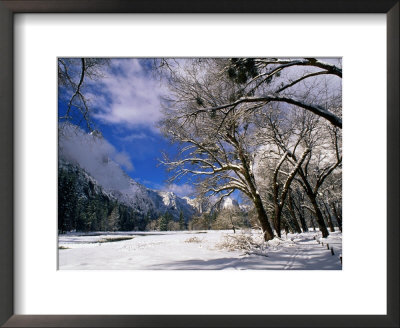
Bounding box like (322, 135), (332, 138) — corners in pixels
(310, 216), (316, 231)
(298, 212), (308, 232)
(331, 202), (342, 232)
(232, 139), (274, 241)
(284, 224), (289, 234)
(289, 214), (302, 233)
(273, 204), (282, 237)
(323, 201), (335, 232)
(290, 190), (308, 232)
(254, 194), (274, 241)
(230, 218), (236, 234)
(287, 192), (303, 233)
(310, 197), (329, 238)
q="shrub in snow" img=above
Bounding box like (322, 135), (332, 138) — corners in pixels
(184, 236), (202, 243)
(216, 232), (264, 251)
(266, 237), (296, 249)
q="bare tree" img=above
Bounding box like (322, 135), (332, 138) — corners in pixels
(271, 148), (310, 237)
(160, 108), (275, 241)
(158, 58), (341, 239)
(288, 187), (311, 232)
(320, 170), (342, 231)
(258, 106), (341, 238)
(58, 58), (109, 131)
(254, 106), (316, 237)
(161, 58), (342, 128)
(212, 207), (248, 233)
(292, 123), (341, 237)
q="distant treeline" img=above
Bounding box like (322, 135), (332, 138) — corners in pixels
(58, 167), (152, 233)
(58, 165), (254, 234)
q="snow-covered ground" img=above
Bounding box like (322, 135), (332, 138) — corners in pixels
(58, 230), (342, 270)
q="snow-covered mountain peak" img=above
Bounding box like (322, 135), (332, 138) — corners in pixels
(59, 123), (198, 220)
(221, 197), (240, 209)
(182, 196), (197, 207)
(158, 191), (178, 208)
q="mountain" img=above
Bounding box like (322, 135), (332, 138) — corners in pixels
(147, 189), (197, 220)
(221, 197), (240, 210)
(180, 195), (243, 214)
(58, 124), (198, 232)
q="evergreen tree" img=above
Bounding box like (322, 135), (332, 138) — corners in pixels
(86, 200), (97, 231)
(76, 197), (88, 231)
(179, 210), (185, 230)
(142, 212), (152, 231)
(159, 212), (172, 231)
(58, 170), (78, 233)
(108, 205), (119, 231)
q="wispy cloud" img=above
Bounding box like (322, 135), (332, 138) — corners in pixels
(119, 132), (154, 142)
(113, 151), (134, 171)
(162, 183), (194, 197)
(88, 59), (165, 131)
(59, 124), (135, 191)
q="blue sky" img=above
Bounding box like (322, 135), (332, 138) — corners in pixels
(58, 58), (195, 197)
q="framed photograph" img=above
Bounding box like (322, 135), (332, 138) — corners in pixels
(0, 1), (398, 327)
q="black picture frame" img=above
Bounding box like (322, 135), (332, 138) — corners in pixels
(0, 1), (398, 327)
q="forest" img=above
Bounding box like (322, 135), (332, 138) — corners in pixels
(157, 58), (342, 240)
(58, 57), (342, 242)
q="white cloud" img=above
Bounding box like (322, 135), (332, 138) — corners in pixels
(119, 132), (153, 142)
(89, 59), (165, 131)
(162, 183), (194, 197)
(59, 124), (135, 190)
(113, 151), (134, 171)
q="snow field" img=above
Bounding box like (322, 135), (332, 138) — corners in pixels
(58, 230), (342, 270)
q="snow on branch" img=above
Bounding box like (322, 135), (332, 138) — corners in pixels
(253, 58), (342, 77)
(187, 96), (342, 129)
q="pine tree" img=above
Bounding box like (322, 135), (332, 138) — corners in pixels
(108, 205), (119, 231)
(58, 170), (78, 233)
(85, 199), (97, 231)
(179, 210), (185, 230)
(159, 212), (171, 231)
(76, 197), (88, 231)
